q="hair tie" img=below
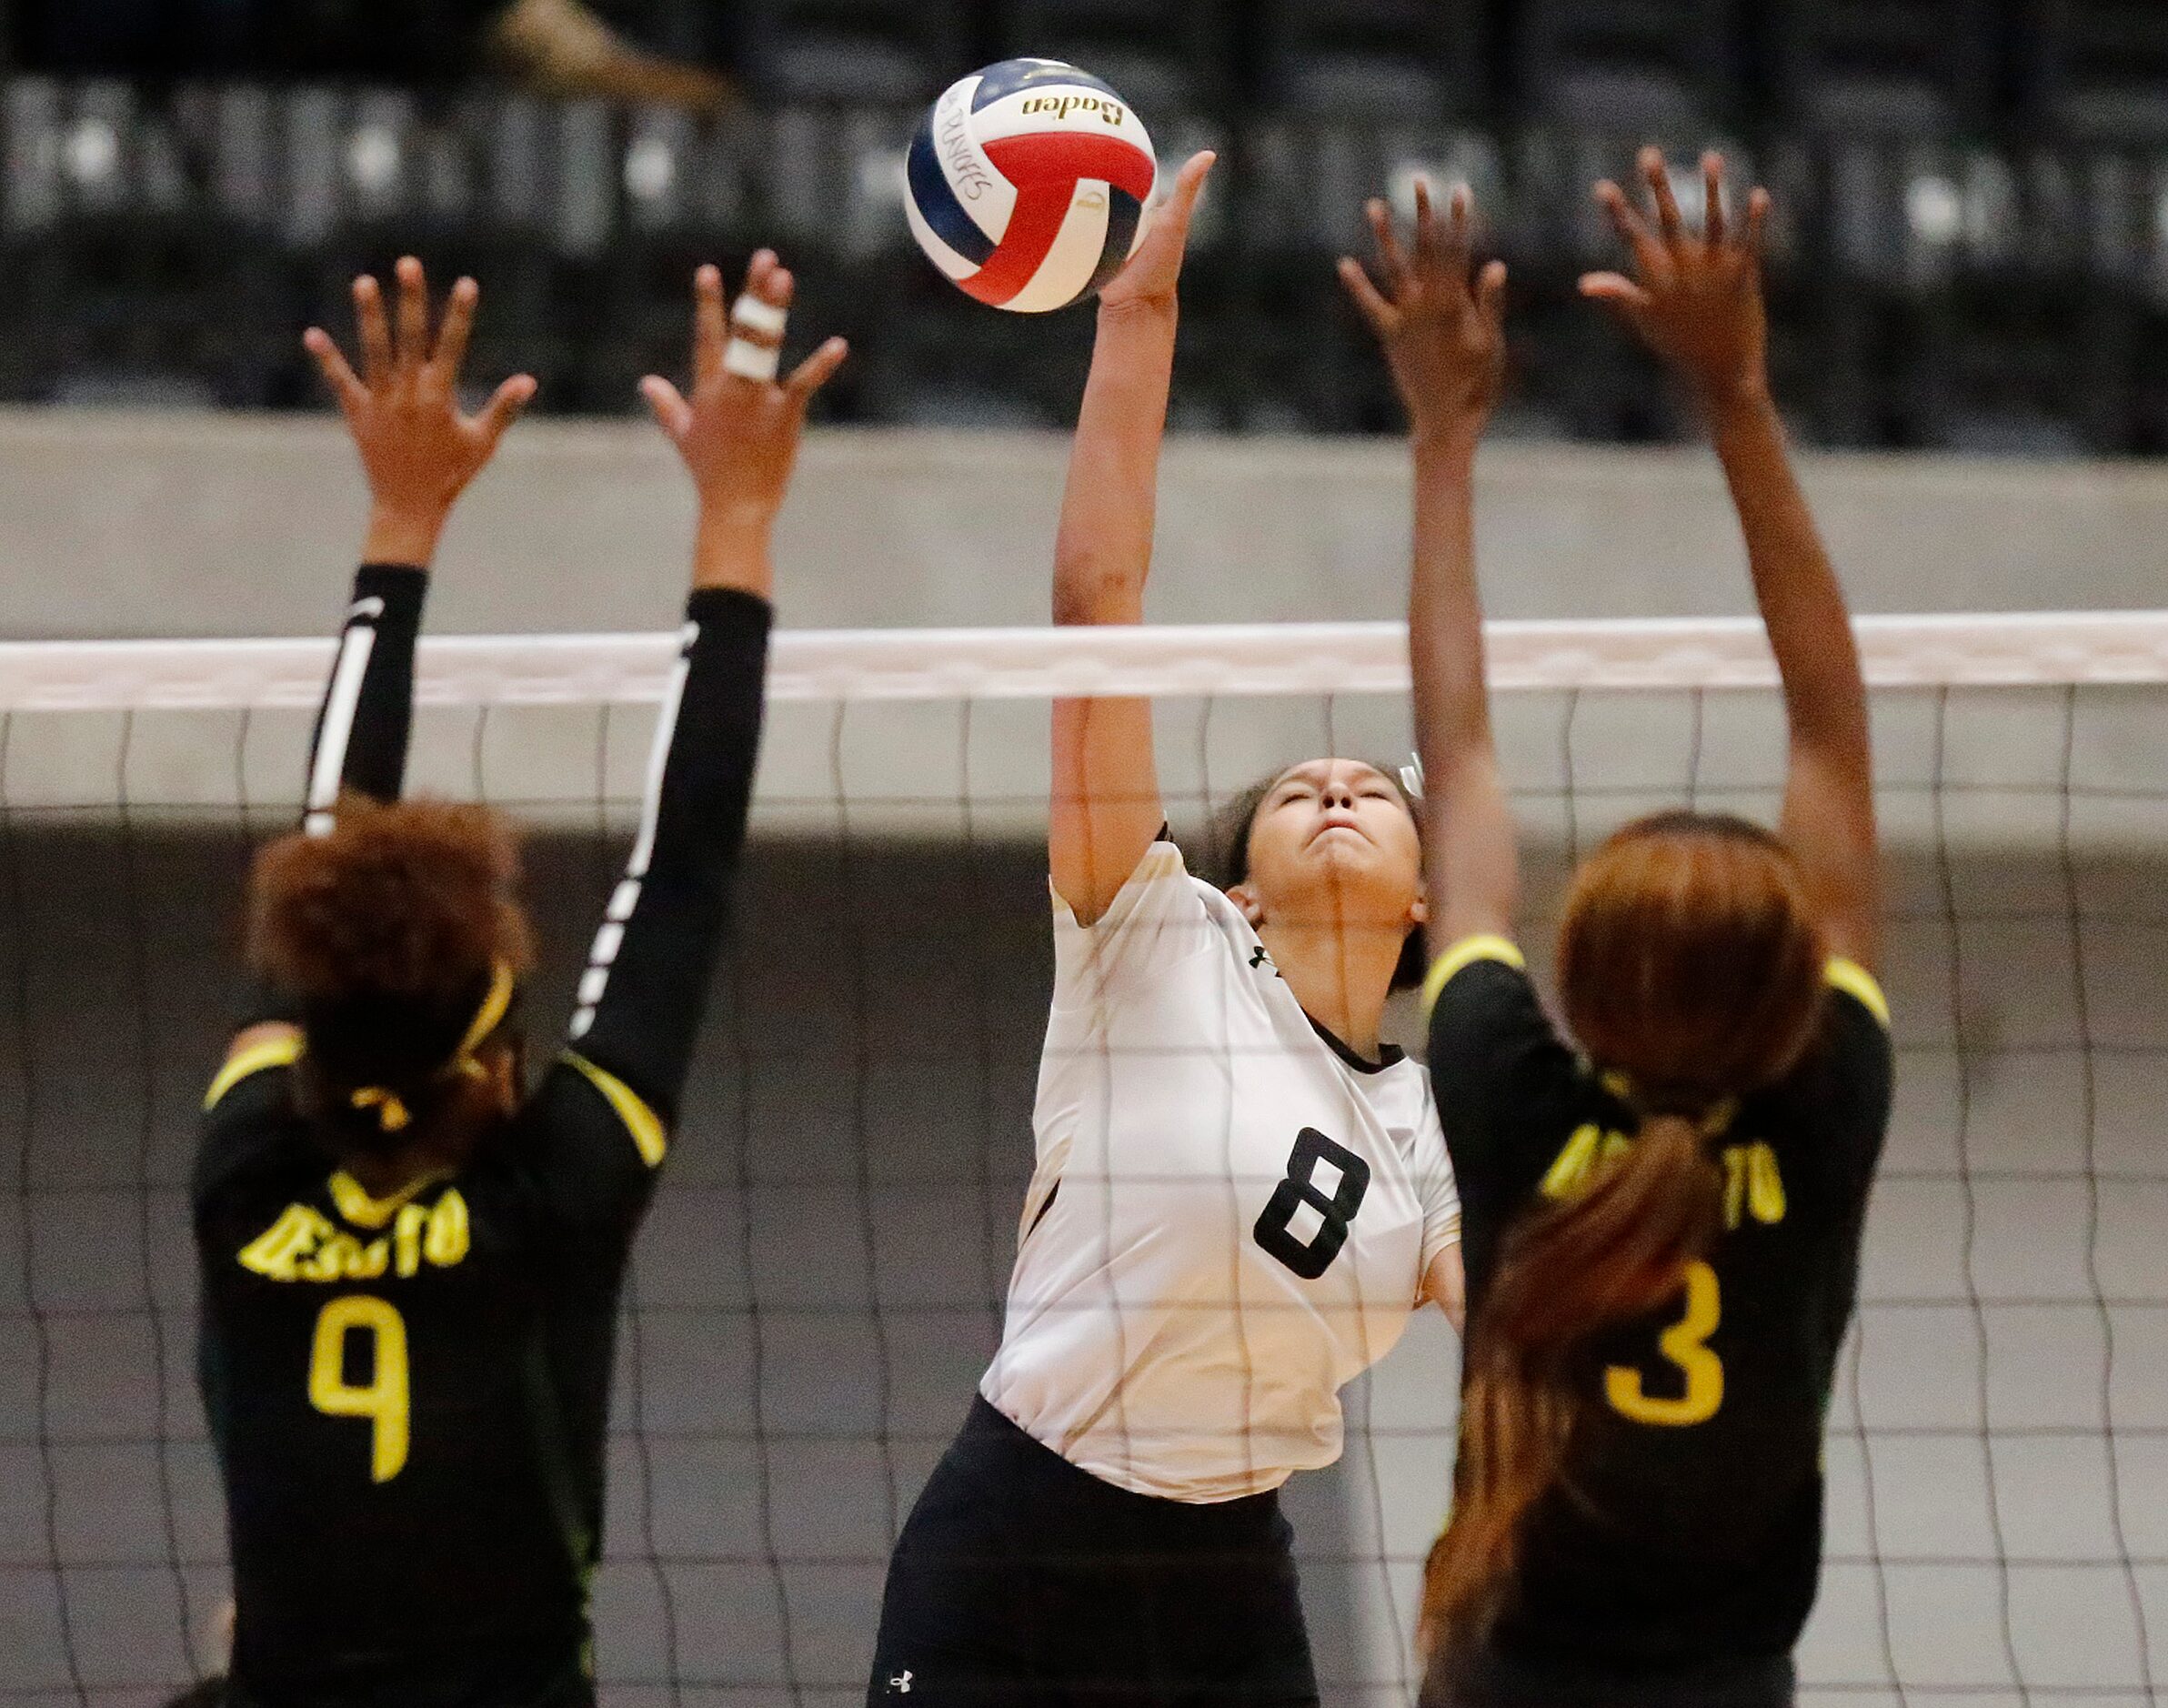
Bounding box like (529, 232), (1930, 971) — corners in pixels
(449, 960), (517, 1065)
(350, 1087), (412, 1132)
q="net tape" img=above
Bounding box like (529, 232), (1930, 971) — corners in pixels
(7, 610), (2168, 712)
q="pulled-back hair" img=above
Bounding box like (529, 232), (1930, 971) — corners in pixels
(247, 794), (534, 1162)
(1213, 759), (1427, 991)
(1422, 811), (1829, 1648)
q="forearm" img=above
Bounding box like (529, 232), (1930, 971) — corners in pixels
(1707, 393), (1865, 748)
(567, 586), (768, 1120)
(1051, 299), (1178, 627)
(1408, 428), (1517, 941)
(302, 562), (427, 829)
(1408, 429), (1490, 782)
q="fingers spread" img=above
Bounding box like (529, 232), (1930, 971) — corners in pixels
(1339, 255), (1394, 335)
(395, 256), (429, 378)
(1641, 146), (1686, 246)
(304, 327), (366, 414)
(784, 336), (850, 407)
(1441, 181), (1473, 271)
(430, 277), (479, 388)
(1701, 152), (1728, 246)
(354, 275), (394, 387)
(1475, 257), (1509, 323)
(641, 375), (694, 441)
(1594, 180), (1666, 281)
(693, 264), (728, 387)
(474, 373), (537, 447)
(1368, 197), (1410, 289)
(1578, 271), (1653, 315)
(1410, 176), (1438, 266)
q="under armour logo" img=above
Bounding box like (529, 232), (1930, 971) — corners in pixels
(888, 1671), (914, 1693)
(1250, 946), (1281, 978)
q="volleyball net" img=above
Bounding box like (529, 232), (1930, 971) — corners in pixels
(2, 612), (2164, 1707)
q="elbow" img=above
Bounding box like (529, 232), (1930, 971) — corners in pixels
(1051, 560), (1145, 628)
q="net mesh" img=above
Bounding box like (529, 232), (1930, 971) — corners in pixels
(1, 617), (2164, 1708)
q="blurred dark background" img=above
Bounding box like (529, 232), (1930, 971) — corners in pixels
(6, 0), (2168, 450)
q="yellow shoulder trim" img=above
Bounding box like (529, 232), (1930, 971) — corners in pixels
(1421, 934), (1527, 1020)
(1826, 958), (1890, 1029)
(204, 1033), (303, 1111)
(562, 1052), (667, 1169)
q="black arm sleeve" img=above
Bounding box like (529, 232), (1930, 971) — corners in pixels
(302, 563), (428, 823)
(563, 586), (770, 1125)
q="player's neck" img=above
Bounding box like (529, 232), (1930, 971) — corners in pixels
(1255, 919), (1399, 1061)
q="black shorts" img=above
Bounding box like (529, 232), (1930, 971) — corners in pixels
(1422, 1644), (1795, 1708)
(868, 1396), (1320, 1707)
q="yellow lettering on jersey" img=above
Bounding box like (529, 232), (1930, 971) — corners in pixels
(237, 1205), (337, 1281)
(299, 1231), (389, 1283)
(1606, 1259), (1724, 1426)
(237, 1190), (468, 1283)
(327, 1169), (444, 1231)
(425, 1190), (470, 1268)
(393, 1202), (428, 1279)
(1718, 1140), (1786, 1230)
(1744, 1141), (1786, 1225)
(1547, 1132), (1786, 1230)
(1540, 1124), (1633, 1200)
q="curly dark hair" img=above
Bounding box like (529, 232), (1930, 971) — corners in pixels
(247, 793), (534, 1160)
(1210, 760), (1428, 992)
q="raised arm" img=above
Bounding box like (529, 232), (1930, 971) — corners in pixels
(298, 257), (536, 828)
(1582, 151), (1880, 969)
(559, 254), (847, 1124)
(1343, 184), (1517, 953)
(1049, 152), (1213, 924)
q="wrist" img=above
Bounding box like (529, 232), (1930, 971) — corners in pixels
(1410, 417), (1485, 467)
(362, 504), (449, 568)
(1697, 372), (1776, 425)
(691, 506), (775, 595)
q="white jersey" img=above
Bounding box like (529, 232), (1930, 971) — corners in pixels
(982, 840), (1461, 1502)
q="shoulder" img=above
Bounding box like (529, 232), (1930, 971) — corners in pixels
(203, 1024), (304, 1116)
(1422, 936), (1561, 1080)
(1793, 957), (1895, 1123)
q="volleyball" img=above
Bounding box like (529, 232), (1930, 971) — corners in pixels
(905, 58), (1159, 313)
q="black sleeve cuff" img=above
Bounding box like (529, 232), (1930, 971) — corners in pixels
(685, 585), (774, 636)
(354, 562), (430, 608)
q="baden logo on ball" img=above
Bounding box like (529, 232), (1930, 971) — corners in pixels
(905, 58), (1159, 314)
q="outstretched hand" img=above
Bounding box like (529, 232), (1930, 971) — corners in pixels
(1581, 149), (1771, 408)
(306, 257), (537, 565)
(1340, 180), (1508, 444)
(642, 252), (848, 588)
(1099, 151), (1216, 315)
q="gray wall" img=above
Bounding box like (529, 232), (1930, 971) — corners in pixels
(4, 410), (2166, 643)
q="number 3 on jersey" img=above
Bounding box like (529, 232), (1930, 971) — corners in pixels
(1605, 1259), (1723, 1426)
(1253, 1130), (1370, 1280)
(309, 1295), (410, 1482)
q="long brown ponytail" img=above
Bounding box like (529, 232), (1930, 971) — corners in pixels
(1421, 812), (1828, 1653)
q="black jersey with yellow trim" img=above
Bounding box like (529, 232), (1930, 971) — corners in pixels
(196, 587), (771, 1708)
(1423, 937), (1893, 1673)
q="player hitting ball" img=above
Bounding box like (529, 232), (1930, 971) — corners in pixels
(1346, 151), (1891, 1708)
(194, 253), (842, 1707)
(867, 150), (1467, 1708)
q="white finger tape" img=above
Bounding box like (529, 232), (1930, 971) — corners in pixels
(730, 293), (788, 337)
(724, 337), (781, 383)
